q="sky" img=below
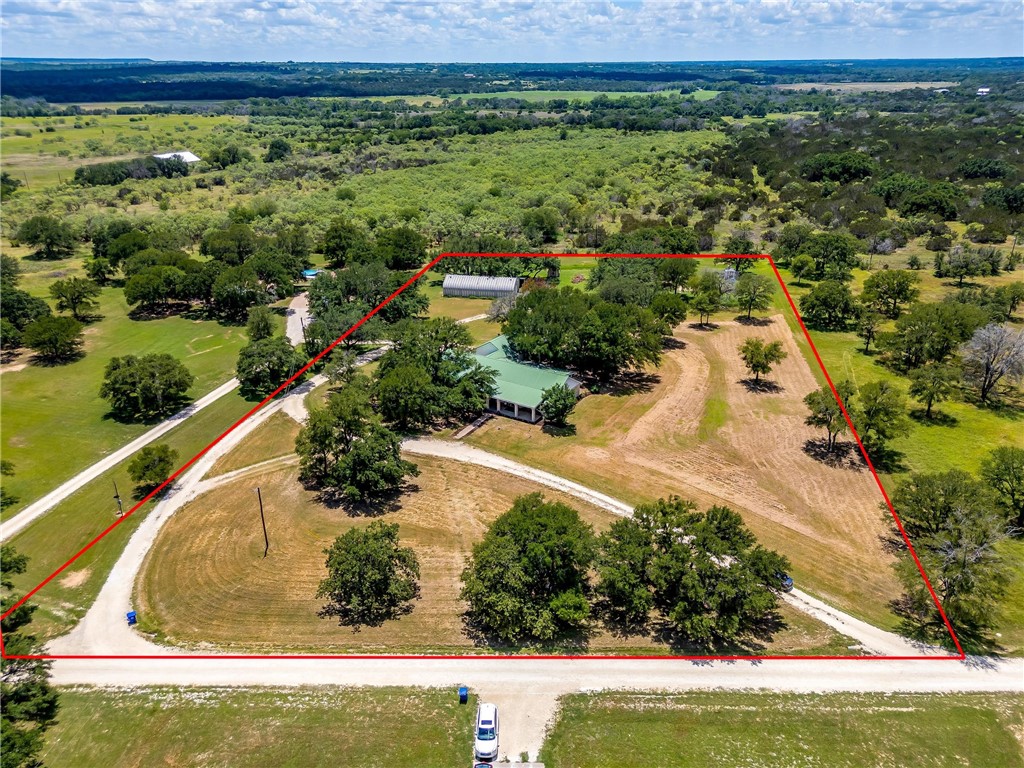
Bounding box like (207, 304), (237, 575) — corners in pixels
(1, 0), (1021, 63)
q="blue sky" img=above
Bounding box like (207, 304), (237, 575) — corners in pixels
(1, 1), (1021, 62)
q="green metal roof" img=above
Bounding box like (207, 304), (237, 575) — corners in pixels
(474, 336), (576, 410)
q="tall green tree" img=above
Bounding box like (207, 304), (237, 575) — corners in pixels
(21, 315), (83, 361)
(803, 381), (857, 452)
(738, 338), (787, 383)
(15, 215), (76, 260)
(316, 521), (420, 628)
(799, 280), (857, 330)
(539, 384), (578, 427)
(99, 354), (195, 420)
(127, 443), (179, 493)
(889, 471), (1010, 649)
(980, 446), (1024, 531)
(854, 380), (911, 455)
(861, 269), (920, 318)
(236, 336), (305, 399)
(907, 363), (957, 419)
(461, 493), (596, 644)
(733, 272), (774, 319)
(596, 497), (789, 646)
(1, 546), (60, 768)
(48, 276), (101, 320)
(245, 305), (275, 342)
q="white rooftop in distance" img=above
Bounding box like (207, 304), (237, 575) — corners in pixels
(153, 150), (202, 163)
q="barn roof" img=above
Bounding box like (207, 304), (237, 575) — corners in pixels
(153, 150), (202, 163)
(442, 274), (520, 293)
(475, 335), (578, 409)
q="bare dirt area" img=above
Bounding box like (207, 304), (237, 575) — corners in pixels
(468, 316), (902, 628)
(133, 454), (847, 655)
(774, 81), (958, 92)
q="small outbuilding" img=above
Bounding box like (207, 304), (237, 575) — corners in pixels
(442, 274), (521, 299)
(474, 335), (581, 423)
(153, 150), (202, 164)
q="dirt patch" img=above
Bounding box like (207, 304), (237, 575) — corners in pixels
(59, 569), (91, 589)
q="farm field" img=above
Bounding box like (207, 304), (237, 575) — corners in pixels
(41, 686), (476, 768)
(0, 252), (251, 515)
(467, 311), (903, 630)
(540, 691), (1024, 767)
(1, 112), (245, 187)
(134, 453), (851, 655)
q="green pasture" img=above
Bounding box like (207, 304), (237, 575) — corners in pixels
(43, 687), (476, 768)
(1, 252), (251, 515)
(541, 692), (1024, 768)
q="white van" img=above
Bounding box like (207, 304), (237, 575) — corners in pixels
(474, 702), (499, 761)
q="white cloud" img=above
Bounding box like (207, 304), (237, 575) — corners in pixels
(0, 0), (1020, 60)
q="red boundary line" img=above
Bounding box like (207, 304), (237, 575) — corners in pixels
(0, 253), (965, 662)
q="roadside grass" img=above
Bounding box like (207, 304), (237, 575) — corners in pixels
(207, 411), (302, 477)
(1, 251), (250, 516)
(42, 686), (476, 768)
(996, 538), (1024, 655)
(7, 390), (255, 641)
(134, 454), (851, 656)
(540, 691), (1024, 768)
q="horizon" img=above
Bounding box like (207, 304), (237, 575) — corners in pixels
(2, 0), (1021, 62)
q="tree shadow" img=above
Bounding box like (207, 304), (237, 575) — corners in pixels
(76, 312), (105, 325)
(647, 609), (785, 655)
(128, 303), (191, 321)
(29, 350), (85, 367)
(662, 336), (687, 351)
(735, 315), (773, 327)
(601, 370), (661, 397)
(687, 321), (720, 332)
(101, 395), (196, 426)
(459, 612), (595, 654)
(801, 438), (866, 471)
(319, 592), (420, 631)
(909, 408), (959, 427)
(739, 377), (783, 394)
(888, 596), (1003, 657)
(864, 443), (909, 474)
(314, 481), (416, 518)
(973, 397), (1024, 421)
(542, 423), (577, 437)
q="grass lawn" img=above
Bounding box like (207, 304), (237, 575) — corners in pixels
(7, 390), (255, 641)
(557, 256), (598, 287)
(135, 450), (851, 656)
(419, 271), (493, 321)
(1, 252), (250, 516)
(541, 691), (1024, 768)
(208, 410), (302, 477)
(42, 686), (476, 768)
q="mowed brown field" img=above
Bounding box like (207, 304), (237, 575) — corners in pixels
(468, 316), (902, 628)
(134, 454), (848, 655)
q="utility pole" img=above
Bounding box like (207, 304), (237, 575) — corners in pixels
(113, 481), (124, 517)
(255, 487), (269, 558)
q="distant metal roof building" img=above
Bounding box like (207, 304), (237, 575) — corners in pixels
(474, 335), (581, 423)
(153, 151), (202, 163)
(442, 274), (521, 299)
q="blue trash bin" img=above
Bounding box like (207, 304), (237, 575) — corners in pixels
(126, 610), (137, 626)
(458, 686), (468, 704)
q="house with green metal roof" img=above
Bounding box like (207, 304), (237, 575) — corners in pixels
(474, 335), (581, 423)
